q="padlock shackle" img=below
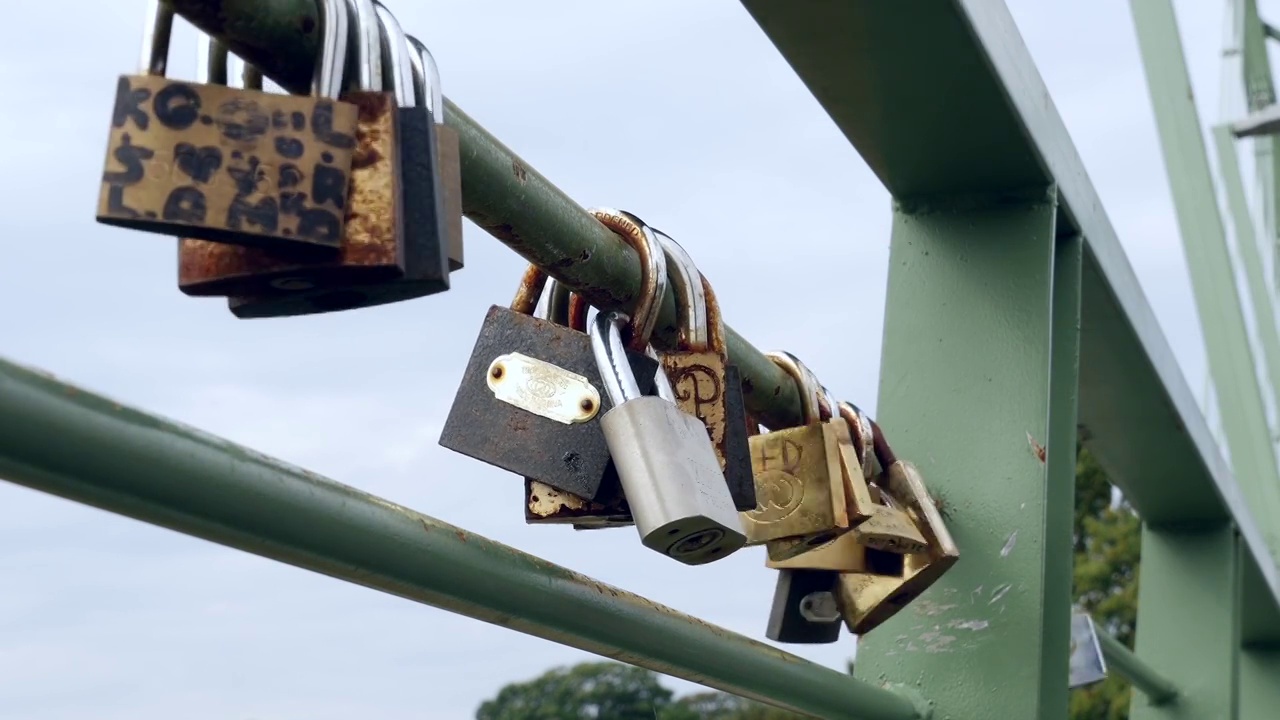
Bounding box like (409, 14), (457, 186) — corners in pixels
(590, 209), (668, 353)
(765, 351), (823, 426)
(140, 0), (175, 77)
(590, 311), (644, 405)
(313, 0), (350, 99)
(341, 0), (384, 93)
(837, 400), (876, 481)
(373, 2), (413, 107)
(655, 232), (709, 351)
(197, 35), (264, 91)
(406, 36), (444, 125)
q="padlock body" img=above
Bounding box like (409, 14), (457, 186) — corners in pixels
(436, 123), (465, 272)
(221, 105), (454, 318)
(766, 569), (842, 644)
(721, 364), (758, 511)
(741, 423), (848, 545)
(439, 305), (658, 500)
(179, 91), (415, 313)
(525, 476), (632, 526)
(599, 396), (745, 565)
(99, 74), (356, 251)
(852, 503), (929, 554)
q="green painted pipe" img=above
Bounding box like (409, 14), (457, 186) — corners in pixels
(0, 358), (921, 720)
(160, 0), (802, 431)
(1097, 630), (1178, 706)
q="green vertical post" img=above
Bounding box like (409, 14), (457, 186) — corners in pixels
(1239, 649), (1280, 718)
(1130, 526), (1238, 719)
(1214, 125), (1280, 439)
(1130, 0), (1280, 556)
(1241, 0), (1280, 259)
(852, 190), (1075, 720)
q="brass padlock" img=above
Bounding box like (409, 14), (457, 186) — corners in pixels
(441, 208), (665, 502)
(837, 459), (959, 635)
(180, 0), (444, 316)
(765, 569), (843, 645)
(407, 37), (464, 272)
(98, 0), (357, 251)
(741, 352), (853, 559)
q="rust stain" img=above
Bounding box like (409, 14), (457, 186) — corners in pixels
(1026, 432), (1046, 463)
(455, 529), (469, 543)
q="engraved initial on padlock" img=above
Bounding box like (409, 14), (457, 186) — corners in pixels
(98, 0), (358, 250)
(742, 352), (853, 558)
(591, 309), (746, 565)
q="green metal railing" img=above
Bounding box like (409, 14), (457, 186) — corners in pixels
(2, 1), (1280, 718)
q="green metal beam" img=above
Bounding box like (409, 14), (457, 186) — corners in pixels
(851, 190), (1071, 719)
(1213, 124), (1280, 445)
(1130, 526), (1239, 719)
(1239, 531), (1280, 719)
(1097, 629), (1179, 706)
(0, 359), (921, 720)
(1239, 647), (1280, 719)
(1131, 0), (1280, 552)
(157, 0), (802, 434)
(1241, 0), (1280, 262)
(738, 0), (1280, 637)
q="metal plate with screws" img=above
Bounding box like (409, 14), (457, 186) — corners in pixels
(486, 352), (601, 425)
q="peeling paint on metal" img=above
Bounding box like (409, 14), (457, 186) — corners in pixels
(1026, 431), (1047, 463)
(950, 619), (990, 631)
(989, 583), (1013, 604)
(1000, 530), (1018, 557)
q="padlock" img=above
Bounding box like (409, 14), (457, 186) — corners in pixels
(440, 244), (661, 503)
(648, 226), (756, 512)
(848, 418), (929, 554)
(557, 221), (757, 513)
(765, 569), (843, 644)
(524, 278), (632, 528)
(98, 0), (357, 251)
(741, 352), (853, 559)
(835, 444), (959, 635)
(179, 0), (444, 316)
(591, 310), (746, 565)
(407, 36), (464, 272)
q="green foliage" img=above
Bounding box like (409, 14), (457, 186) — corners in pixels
(475, 662), (675, 720)
(1069, 447), (1141, 720)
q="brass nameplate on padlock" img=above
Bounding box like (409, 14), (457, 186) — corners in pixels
(99, 75), (357, 251)
(486, 353), (600, 425)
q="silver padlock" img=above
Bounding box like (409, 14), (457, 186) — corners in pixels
(590, 309), (747, 565)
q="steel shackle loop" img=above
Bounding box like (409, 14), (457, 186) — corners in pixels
(837, 401), (876, 481)
(342, 0), (384, 93)
(198, 36), (265, 91)
(765, 351), (822, 427)
(589, 310), (643, 405)
(654, 232), (708, 351)
(406, 36), (444, 123)
(141, 0), (174, 77)
(589, 208), (668, 353)
(373, 2), (413, 107)
(509, 265), (551, 316)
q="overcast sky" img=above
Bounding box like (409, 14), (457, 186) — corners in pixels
(0, 0), (1262, 718)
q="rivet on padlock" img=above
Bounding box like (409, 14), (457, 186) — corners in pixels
(99, 0), (358, 251)
(406, 36), (464, 272)
(591, 309), (746, 565)
(765, 569), (843, 645)
(742, 352), (853, 559)
(180, 0), (450, 316)
(440, 227), (661, 504)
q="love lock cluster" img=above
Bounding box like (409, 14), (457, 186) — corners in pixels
(438, 209), (960, 642)
(97, 0), (463, 318)
(94, 0), (958, 643)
